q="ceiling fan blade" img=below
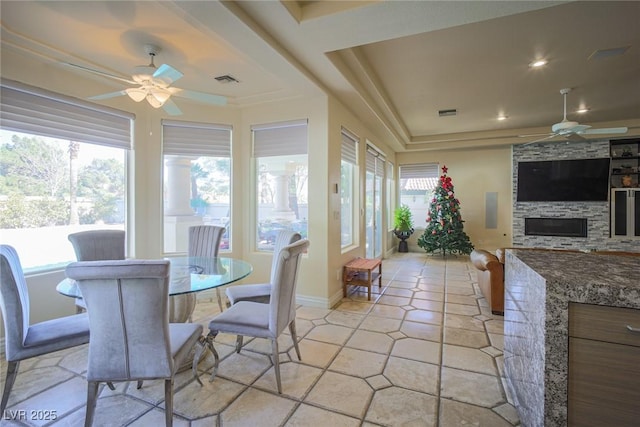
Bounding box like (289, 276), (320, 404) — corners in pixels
(566, 133), (586, 142)
(582, 127), (628, 134)
(153, 64), (183, 86)
(64, 62), (137, 85)
(173, 88), (227, 106)
(523, 134), (559, 146)
(162, 98), (183, 116)
(88, 90), (128, 100)
(518, 133), (553, 138)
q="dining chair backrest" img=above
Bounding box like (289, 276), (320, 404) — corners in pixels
(269, 239), (309, 336)
(0, 245), (31, 361)
(68, 230), (125, 261)
(270, 231), (302, 284)
(188, 225), (225, 259)
(65, 259), (173, 381)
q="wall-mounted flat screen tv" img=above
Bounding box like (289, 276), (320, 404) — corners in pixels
(516, 158), (611, 202)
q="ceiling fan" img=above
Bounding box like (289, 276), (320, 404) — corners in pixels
(65, 44), (227, 116)
(521, 88), (628, 144)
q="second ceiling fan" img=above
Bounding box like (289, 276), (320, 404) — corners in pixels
(521, 88), (628, 144)
(66, 44), (227, 116)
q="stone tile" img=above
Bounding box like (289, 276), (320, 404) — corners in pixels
(368, 304), (407, 320)
(221, 388), (296, 427)
(4, 366), (76, 409)
(382, 287), (414, 297)
(290, 338), (341, 368)
(384, 356), (439, 395)
(444, 313), (485, 331)
(305, 371), (373, 419)
(485, 318), (505, 335)
(411, 298), (444, 312)
(442, 344), (498, 376)
(400, 320), (441, 342)
(325, 311), (365, 328)
(404, 309), (442, 325)
(443, 327), (489, 348)
(329, 347), (387, 378)
(489, 333), (505, 350)
(253, 362), (323, 398)
(444, 303), (480, 316)
(494, 402), (521, 425)
(345, 330), (394, 354)
(387, 279), (417, 289)
(440, 367), (505, 408)
(446, 294), (479, 305)
(305, 324), (354, 345)
(285, 404), (361, 427)
(366, 387), (438, 426)
(334, 301), (373, 315)
(412, 290), (445, 301)
(439, 398), (512, 427)
(128, 408), (190, 426)
(359, 315), (402, 333)
(391, 338), (440, 365)
(216, 351), (272, 384)
(377, 295), (412, 306)
(173, 377), (245, 418)
(366, 374), (392, 391)
(296, 306), (332, 320)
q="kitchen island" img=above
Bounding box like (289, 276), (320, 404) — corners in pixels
(503, 249), (640, 427)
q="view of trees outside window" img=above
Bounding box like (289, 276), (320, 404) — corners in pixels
(163, 155), (231, 252)
(340, 159), (355, 247)
(399, 164), (439, 228)
(256, 155), (308, 250)
(0, 130), (126, 270)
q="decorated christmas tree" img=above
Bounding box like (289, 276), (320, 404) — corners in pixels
(417, 165), (474, 256)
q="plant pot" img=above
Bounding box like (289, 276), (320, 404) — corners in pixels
(393, 229), (414, 253)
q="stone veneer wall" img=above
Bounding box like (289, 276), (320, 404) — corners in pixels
(513, 139), (637, 251)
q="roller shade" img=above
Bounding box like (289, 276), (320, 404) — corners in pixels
(0, 79), (133, 149)
(162, 119), (231, 157)
(399, 163), (439, 179)
(252, 119), (307, 157)
(341, 128), (358, 165)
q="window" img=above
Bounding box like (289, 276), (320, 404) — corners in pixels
(252, 120), (308, 251)
(162, 119), (232, 253)
(340, 128), (358, 248)
(387, 161), (395, 232)
(0, 79), (132, 270)
(365, 145), (385, 258)
(399, 163), (439, 228)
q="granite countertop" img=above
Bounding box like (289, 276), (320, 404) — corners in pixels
(507, 249), (640, 309)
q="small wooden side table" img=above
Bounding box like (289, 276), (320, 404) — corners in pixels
(343, 257), (382, 301)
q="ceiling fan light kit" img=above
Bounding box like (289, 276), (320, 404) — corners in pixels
(69, 43), (227, 115)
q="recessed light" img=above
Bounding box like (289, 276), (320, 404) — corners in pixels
(497, 115), (508, 121)
(576, 108), (589, 114)
(529, 59), (547, 68)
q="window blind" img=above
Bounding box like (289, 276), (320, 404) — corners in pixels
(341, 128), (358, 165)
(162, 119), (232, 157)
(399, 163), (439, 179)
(366, 146), (385, 177)
(252, 119), (308, 157)
(0, 79), (133, 149)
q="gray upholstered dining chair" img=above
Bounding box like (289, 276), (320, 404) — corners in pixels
(198, 239), (309, 394)
(225, 230), (301, 306)
(0, 245), (90, 414)
(65, 259), (203, 427)
(188, 225), (226, 311)
(68, 229), (126, 313)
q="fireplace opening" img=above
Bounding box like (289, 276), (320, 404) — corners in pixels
(524, 217), (587, 238)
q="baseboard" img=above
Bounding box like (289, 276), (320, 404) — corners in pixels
(296, 288), (343, 309)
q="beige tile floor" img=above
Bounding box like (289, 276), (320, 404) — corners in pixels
(1, 252), (520, 426)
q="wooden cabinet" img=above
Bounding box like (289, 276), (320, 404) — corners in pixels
(568, 303), (640, 427)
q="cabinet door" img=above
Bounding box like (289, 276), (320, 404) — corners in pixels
(611, 189), (640, 237)
(568, 337), (640, 427)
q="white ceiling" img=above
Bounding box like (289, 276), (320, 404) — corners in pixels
(2, 1), (639, 152)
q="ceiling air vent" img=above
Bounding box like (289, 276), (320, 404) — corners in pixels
(589, 46), (630, 60)
(214, 74), (239, 83)
(438, 109), (457, 117)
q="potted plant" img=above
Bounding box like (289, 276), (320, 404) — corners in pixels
(393, 204), (414, 252)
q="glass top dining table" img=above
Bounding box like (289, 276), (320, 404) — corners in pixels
(57, 256), (253, 320)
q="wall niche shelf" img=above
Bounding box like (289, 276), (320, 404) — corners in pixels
(610, 138), (640, 189)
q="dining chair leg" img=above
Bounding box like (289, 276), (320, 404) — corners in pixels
(136, 380), (144, 389)
(289, 321), (302, 361)
(271, 338), (282, 394)
(106, 382), (116, 391)
(203, 332), (220, 382)
(164, 379), (173, 427)
(191, 340), (204, 386)
(84, 381), (99, 427)
(1, 361), (19, 413)
(235, 335), (243, 353)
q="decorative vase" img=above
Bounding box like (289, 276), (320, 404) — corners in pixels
(393, 229), (414, 253)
